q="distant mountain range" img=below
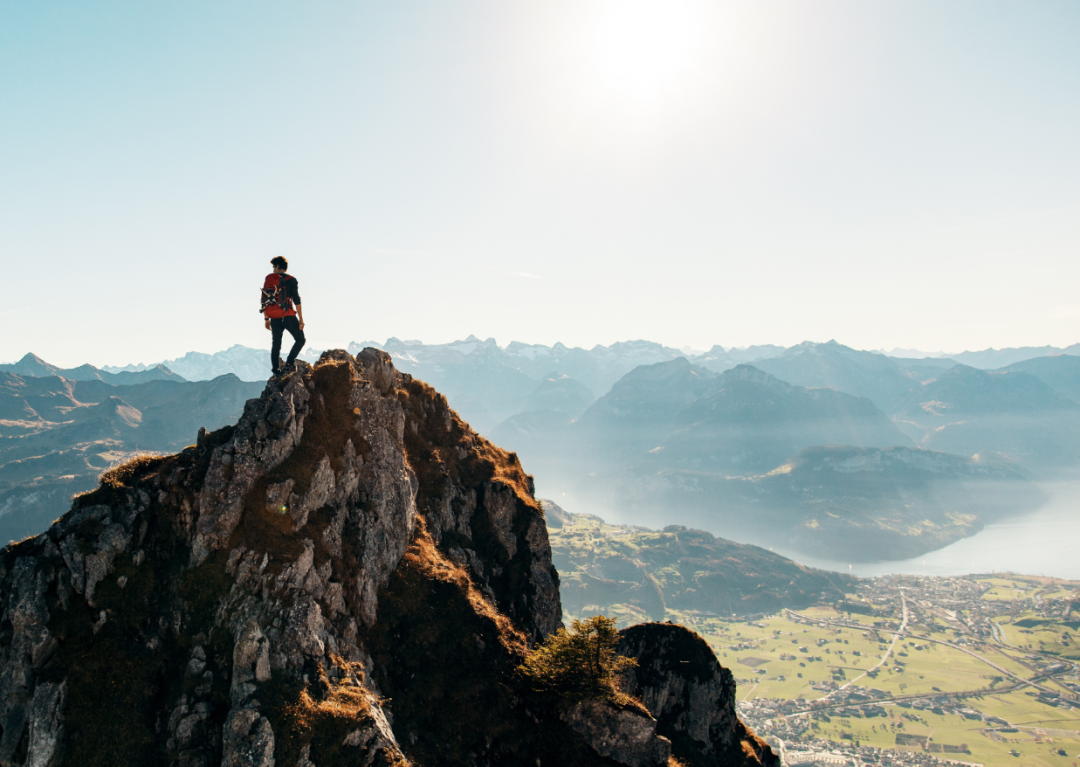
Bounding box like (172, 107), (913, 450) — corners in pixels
(494, 353), (1046, 561)
(73, 336), (1079, 428)
(4, 336), (1044, 427)
(102, 344), (325, 382)
(0, 352), (182, 384)
(952, 344), (1080, 369)
(752, 341), (916, 415)
(567, 360), (909, 475)
(4, 337), (1077, 561)
(0, 369), (263, 544)
(895, 363), (1080, 470)
(998, 354), (1080, 403)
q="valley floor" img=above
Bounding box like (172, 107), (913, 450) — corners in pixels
(566, 574), (1080, 767)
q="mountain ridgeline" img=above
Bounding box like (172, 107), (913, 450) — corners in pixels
(5, 337), (1078, 562)
(491, 344), (1071, 561)
(0, 370), (264, 544)
(0, 350), (777, 767)
(0, 353), (183, 385)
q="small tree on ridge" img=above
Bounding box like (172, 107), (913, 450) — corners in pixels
(518, 615), (637, 704)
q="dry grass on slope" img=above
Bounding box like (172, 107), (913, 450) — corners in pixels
(265, 654), (407, 767)
(363, 518), (529, 764)
(396, 375), (540, 514)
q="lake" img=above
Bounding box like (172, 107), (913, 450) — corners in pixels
(770, 481), (1080, 580)
(550, 480), (1080, 581)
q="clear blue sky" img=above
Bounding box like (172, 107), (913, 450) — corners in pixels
(3, 1), (1079, 367)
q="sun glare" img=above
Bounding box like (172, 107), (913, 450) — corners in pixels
(592, 0), (702, 103)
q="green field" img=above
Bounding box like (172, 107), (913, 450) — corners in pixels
(809, 704), (1080, 767)
(981, 578), (1036, 602)
(683, 608), (1080, 766)
(554, 521), (1080, 767)
(564, 571), (1080, 766)
(996, 613), (1080, 659)
(659, 608), (1040, 703)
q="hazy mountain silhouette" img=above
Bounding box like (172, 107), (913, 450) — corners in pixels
(0, 352), (181, 384)
(146, 344), (322, 381)
(891, 356), (960, 383)
(725, 345), (787, 364)
(0, 352), (60, 377)
(84, 337), (1080, 433)
(346, 337), (795, 429)
(0, 371), (263, 544)
(951, 343), (1080, 369)
(491, 357), (1043, 560)
(361, 336), (540, 431)
(751, 340), (915, 414)
(895, 364), (1080, 472)
(522, 372), (595, 417)
(687, 345), (736, 373)
(348, 336), (696, 426)
(0, 372), (82, 422)
(648, 364), (910, 475)
(502, 338), (694, 393)
(574, 357), (719, 463)
(997, 354), (1080, 403)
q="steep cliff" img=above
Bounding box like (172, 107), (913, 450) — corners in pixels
(618, 624), (778, 767)
(0, 349), (772, 767)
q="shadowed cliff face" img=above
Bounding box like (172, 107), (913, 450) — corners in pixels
(0, 349), (772, 767)
(619, 624), (779, 767)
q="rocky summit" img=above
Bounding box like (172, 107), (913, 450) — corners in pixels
(0, 349), (776, 767)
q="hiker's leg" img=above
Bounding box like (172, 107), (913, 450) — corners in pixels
(270, 318), (286, 373)
(283, 315), (306, 366)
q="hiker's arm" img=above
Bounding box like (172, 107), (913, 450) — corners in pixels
(264, 312), (271, 330)
(290, 279), (304, 329)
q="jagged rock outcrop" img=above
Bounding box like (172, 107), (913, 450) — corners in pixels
(0, 349), (770, 767)
(560, 699), (671, 767)
(618, 623), (779, 767)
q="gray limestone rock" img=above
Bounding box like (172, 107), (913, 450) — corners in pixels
(25, 681), (65, 767)
(560, 698), (671, 767)
(193, 366), (312, 564)
(618, 622), (779, 767)
(222, 709), (275, 767)
(356, 347), (397, 395)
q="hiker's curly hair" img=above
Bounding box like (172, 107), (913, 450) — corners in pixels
(271, 256), (288, 271)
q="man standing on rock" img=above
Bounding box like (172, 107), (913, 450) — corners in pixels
(260, 256), (305, 377)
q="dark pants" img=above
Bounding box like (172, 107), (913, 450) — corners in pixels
(270, 316), (305, 372)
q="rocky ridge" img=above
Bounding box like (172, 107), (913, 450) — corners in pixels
(0, 349), (774, 767)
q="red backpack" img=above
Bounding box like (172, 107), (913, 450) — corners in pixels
(260, 273), (295, 318)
